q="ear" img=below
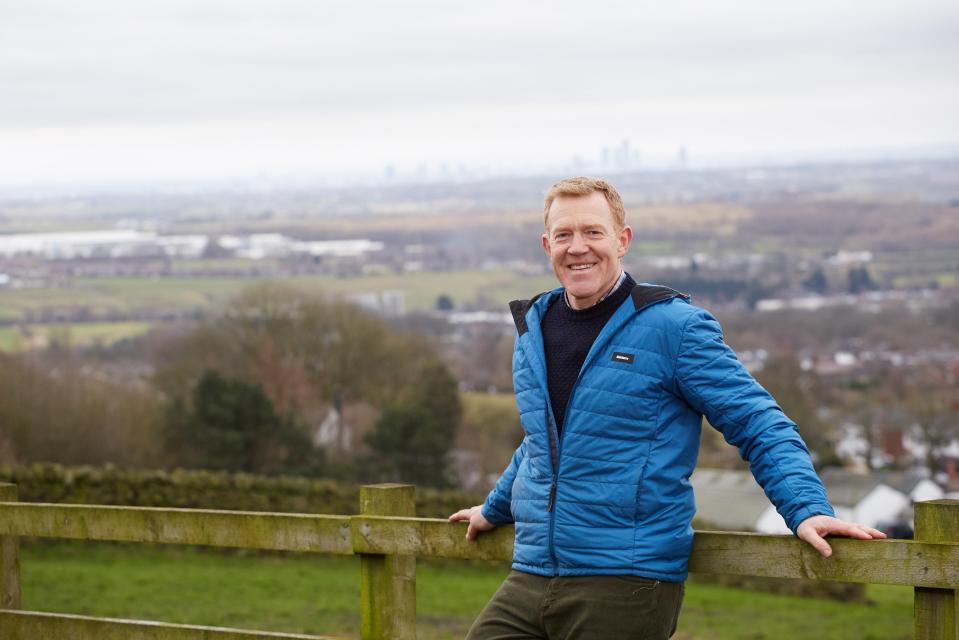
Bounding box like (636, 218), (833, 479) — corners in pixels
(617, 225), (633, 258)
(541, 232), (551, 257)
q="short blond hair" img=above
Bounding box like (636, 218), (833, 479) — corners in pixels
(543, 177), (626, 231)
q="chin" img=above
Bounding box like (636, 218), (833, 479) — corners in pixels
(565, 284), (602, 300)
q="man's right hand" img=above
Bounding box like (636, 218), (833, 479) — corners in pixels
(448, 505), (496, 540)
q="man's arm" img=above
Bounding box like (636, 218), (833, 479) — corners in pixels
(449, 438), (526, 540)
(674, 308), (885, 555)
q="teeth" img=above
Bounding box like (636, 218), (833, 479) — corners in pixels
(570, 264), (593, 270)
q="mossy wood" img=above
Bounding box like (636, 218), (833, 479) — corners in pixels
(689, 530), (959, 589)
(353, 516), (512, 562)
(0, 502), (351, 554)
(356, 517), (959, 589)
(358, 484), (416, 640)
(0, 610), (335, 640)
(914, 500), (959, 640)
(0, 484), (19, 609)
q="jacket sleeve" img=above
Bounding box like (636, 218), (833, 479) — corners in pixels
(481, 438), (526, 525)
(674, 308), (834, 533)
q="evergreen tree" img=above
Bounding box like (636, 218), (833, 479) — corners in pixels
(848, 266), (877, 294)
(364, 359), (462, 487)
(166, 369), (321, 475)
(435, 294), (455, 311)
(802, 268), (828, 294)
(365, 405), (451, 487)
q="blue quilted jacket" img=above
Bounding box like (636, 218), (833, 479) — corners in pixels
(481, 281), (834, 582)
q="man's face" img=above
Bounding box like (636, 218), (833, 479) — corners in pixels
(542, 191), (633, 310)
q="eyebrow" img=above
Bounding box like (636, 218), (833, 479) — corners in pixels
(553, 224), (604, 234)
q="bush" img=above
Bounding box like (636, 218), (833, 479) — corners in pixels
(0, 463), (483, 518)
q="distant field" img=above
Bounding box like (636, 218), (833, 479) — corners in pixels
(0, 321), (152, 351)
(151, 203), (753, 237)
(461, 391), (518, 414)
(23, 541), (913, 640)
(165, 209), (544, 235)
(0, 270), (560, 323)
(874, 249), (959, 289)
(169, 258), (281, 273)
(279, 270), (558, 310)
(891, 272), (957, 289)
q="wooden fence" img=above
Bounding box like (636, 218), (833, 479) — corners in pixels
(0, 482), (956, 639)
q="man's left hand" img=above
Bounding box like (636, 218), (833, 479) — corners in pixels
(796, 514), (887, 558)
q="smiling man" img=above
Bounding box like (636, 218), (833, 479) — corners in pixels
(542, 188), (631, 310)
(449, 177), (884, 640)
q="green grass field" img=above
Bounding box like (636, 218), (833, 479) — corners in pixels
(22, 541), (913, 640)
(277, 270), (558, 311)
(0, 322), (153, 351)
(0, 269), (560, 324)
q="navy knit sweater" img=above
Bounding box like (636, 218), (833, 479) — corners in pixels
(542, 273), (636, 434)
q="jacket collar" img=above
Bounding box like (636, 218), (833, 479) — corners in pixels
(509, 280), (688, 336)
(508, 280), (689, 427)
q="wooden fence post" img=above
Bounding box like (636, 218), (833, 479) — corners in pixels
(0, 483), (20, 609)
(358, 484), (416, 640)
(914, 499), (959, 640)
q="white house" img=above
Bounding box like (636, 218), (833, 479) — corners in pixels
(881, 470), (945, 504)
(819, 468), (911, 529)
(693, 467), (930, 534)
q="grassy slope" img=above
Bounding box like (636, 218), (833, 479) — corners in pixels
(23, 542), (912, 640)
(0, 270), (560, 322)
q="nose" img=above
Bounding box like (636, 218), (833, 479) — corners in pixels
(568, 232), (589, 254)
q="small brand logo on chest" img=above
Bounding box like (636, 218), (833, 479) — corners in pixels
(611, 351), (635, 364)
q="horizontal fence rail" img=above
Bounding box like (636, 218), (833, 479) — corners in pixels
(688, 530), (959, 589)
(1, 503), (957, 589)
(0, 502), (352, 554)
(0, 610), (336, 640)
(1, 485), (957, 640)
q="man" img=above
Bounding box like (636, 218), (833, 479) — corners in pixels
(449, 177), (885, 640)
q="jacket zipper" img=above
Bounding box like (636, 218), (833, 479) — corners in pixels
(545, 407), (561, 574)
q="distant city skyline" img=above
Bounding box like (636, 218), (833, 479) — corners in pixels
(2, 0), (958, 189)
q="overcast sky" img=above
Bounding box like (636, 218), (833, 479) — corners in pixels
(2, 0), (958, 187)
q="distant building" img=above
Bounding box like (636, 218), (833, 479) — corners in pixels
(350, 290), (405, 316)
(691, 468), (789, 534)
(882, 429), (907, 459)
(313, 393), (351, 452)
(0, 230), (383, 263)
(819, 468), (910, 529)
(827, 250), (873, 266)
(880, 469), (944, 504)
(447, 311), (513, 326)
(692, 466), (940, 534)
(0, 230), (207, 259)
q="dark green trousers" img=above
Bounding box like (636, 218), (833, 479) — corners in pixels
(466, 570), (684, 640)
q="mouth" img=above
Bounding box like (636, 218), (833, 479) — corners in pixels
(567, 263), (596, 272)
